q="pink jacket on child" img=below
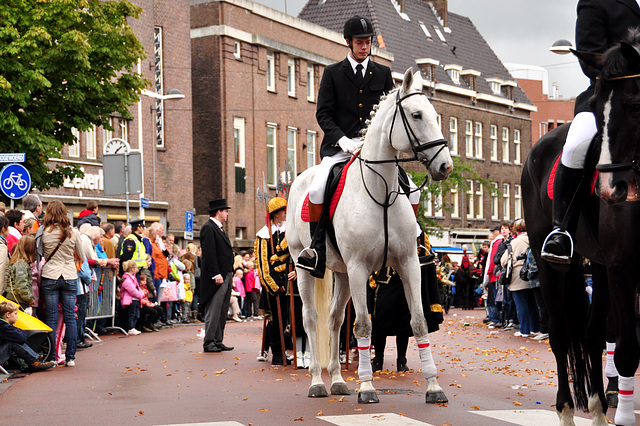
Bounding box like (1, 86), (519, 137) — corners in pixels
(120, 272), (144, 307)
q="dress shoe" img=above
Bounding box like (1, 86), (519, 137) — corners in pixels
(204, 344), (221, 353)
(397, 358), (410, 372)
(372, 356), (384, 372)
(216, 343), (234, 351)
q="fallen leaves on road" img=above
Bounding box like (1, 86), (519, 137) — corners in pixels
(215, 368), (226, 374)
(259, 408), (270, 412)
(139, 411), (144, 415)
(513, 401), (522, 406)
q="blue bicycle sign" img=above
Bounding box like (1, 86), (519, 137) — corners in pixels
(0, 163), (31, 199)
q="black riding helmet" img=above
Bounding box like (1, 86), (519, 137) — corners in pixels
(343, 16), (375, 40)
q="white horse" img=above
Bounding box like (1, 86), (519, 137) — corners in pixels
(286, 69), (453, 404)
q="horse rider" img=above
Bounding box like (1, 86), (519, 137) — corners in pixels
(296, 15), (396, 278)
(541, 0), (640, 266)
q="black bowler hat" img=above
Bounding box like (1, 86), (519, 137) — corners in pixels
(208, 198), (231, 213)
(130, 219), (145, 228)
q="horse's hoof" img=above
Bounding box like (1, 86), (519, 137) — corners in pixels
(606, 391), (618, 408)
(330, 382), (350, 395)
(426, 390), (448, 404)
(357, 390), (379, 404)
(308, 384), (328, 398)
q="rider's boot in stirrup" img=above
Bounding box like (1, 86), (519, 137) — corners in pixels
(541, 163), (584, 269)
(297, 202), (326, 279)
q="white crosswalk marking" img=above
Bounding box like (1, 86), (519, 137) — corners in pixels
(471, 409), (593, 425)
(318, 413), (433, 425)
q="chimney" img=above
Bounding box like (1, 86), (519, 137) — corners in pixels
(428, 0), (448, 27)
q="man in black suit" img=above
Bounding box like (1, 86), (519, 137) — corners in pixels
(200, 199), (235, 352)
(542, 0), (640, 265)
(297, 15), (395, 278)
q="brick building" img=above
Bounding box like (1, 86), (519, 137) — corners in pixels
(36, 0), (193, 235)
(190, 0), (394, 248)
(299, 0), (536, 245)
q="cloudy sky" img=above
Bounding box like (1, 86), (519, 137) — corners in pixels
(253, 0), (589, 98)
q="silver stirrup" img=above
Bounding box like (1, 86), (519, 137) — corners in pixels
(296, 247), (318, 272)
(541, 228), (574, 263)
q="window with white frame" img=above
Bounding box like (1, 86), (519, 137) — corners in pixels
(120, 120), (128, 142)
(490, 124), (498, 161)
(69, 128), (80, 157)
(451, 187), (459, 218)
(287, 59), (296, 97)
(514, 129), (521, 164)
(434, 187), (443, 217)
(514, 184), (522, 219)
(474, 122), (482, 158)
(448, 68), (460, 84)
(287, 127), (297, 179)
(234, 117), (245, 167)
(423, 196), (433, 217)
(466, 180), (474, 219)
(502, 127), (510, 162)
(86, 126), (96, 159)
(475, 182), (484, 219)
(418, 21), (432, 39)
(490, 81), (501, 95)
(103, 117), (113, 147)
(266, 123), (277, 186)
(465, 120), (473, 157)
(449, 117), (458, 155)
(502, 183), (510, 220)
(306, 131), (316, 168)
(234, 41), (241, 60)
(267, 52), (275, 92)
(307, 64), (315, 101)
(491, 182), (499, 220)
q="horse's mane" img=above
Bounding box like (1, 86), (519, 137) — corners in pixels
(360, 86), (401, 140)
(600, 28), (640, 80)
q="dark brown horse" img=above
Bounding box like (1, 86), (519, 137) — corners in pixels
(523, 32), (640, 425)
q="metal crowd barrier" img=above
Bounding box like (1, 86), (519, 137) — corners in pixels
(85, 268), (127, 339)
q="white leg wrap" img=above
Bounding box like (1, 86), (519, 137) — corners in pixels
(615, 376), (635, 426)
(416, 336), (437, 380)
(357, 337), (373, 382)
(604, 342), (618, 377)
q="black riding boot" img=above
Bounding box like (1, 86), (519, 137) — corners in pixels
(541, 163), (584, 269)
(296, 221), (327, 279)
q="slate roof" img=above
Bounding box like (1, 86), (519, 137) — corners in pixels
(298, 0), (532, 105)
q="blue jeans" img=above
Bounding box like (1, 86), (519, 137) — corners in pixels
(512, 289), (540, 335)
(125, 303), (140, 331)
(0, 341), (39, 365)
(486, 281), (501, 323)
(76, 293), (88, 343)
(42, 277), (78, 361)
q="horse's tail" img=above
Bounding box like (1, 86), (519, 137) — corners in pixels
(314, 269), (332, 369)
(565, 265), (593, 411)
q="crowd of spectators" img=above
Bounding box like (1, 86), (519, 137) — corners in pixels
(0, 195), (245, 372)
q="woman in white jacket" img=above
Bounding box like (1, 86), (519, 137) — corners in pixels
(501, 219), (539, 338)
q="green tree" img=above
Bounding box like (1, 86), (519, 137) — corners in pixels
(0, 0), (148, 191)
(408, 157), (493, 236)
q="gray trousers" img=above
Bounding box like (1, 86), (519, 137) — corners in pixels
(203, 273), (232, 347)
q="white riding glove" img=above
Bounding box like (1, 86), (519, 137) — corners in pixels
(24, 307), (33, 316)
(337, 136), (363, 154)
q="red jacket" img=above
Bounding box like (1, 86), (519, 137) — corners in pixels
(486, 235), (504, 284)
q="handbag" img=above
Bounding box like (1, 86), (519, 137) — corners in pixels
(519, 249), (531, 281)
(501, 243), (513, 285)
(160, 281), (178, 302)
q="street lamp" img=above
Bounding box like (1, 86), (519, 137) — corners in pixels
(137, 88), (186, 220)
(549, 39), (573, 55)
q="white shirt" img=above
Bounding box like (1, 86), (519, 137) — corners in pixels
(347, 53), (369, 78)
(211, 217), (224, 231)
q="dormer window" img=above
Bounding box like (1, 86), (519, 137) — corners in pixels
(419, 21), (432, 39)
(444, 64), (462, 85)
(390, 0), (410, 21)
(487, 78), (503, 95)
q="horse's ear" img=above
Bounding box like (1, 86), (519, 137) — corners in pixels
(411, 71), (423, 92)
(402, 67), (414, 93)
(620, 41), (640, 65)
(571, 49), (602, 71)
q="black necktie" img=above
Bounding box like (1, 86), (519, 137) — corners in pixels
(355, 64), (364, 85)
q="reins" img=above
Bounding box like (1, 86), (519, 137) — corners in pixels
(355, 89), (448, 276)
